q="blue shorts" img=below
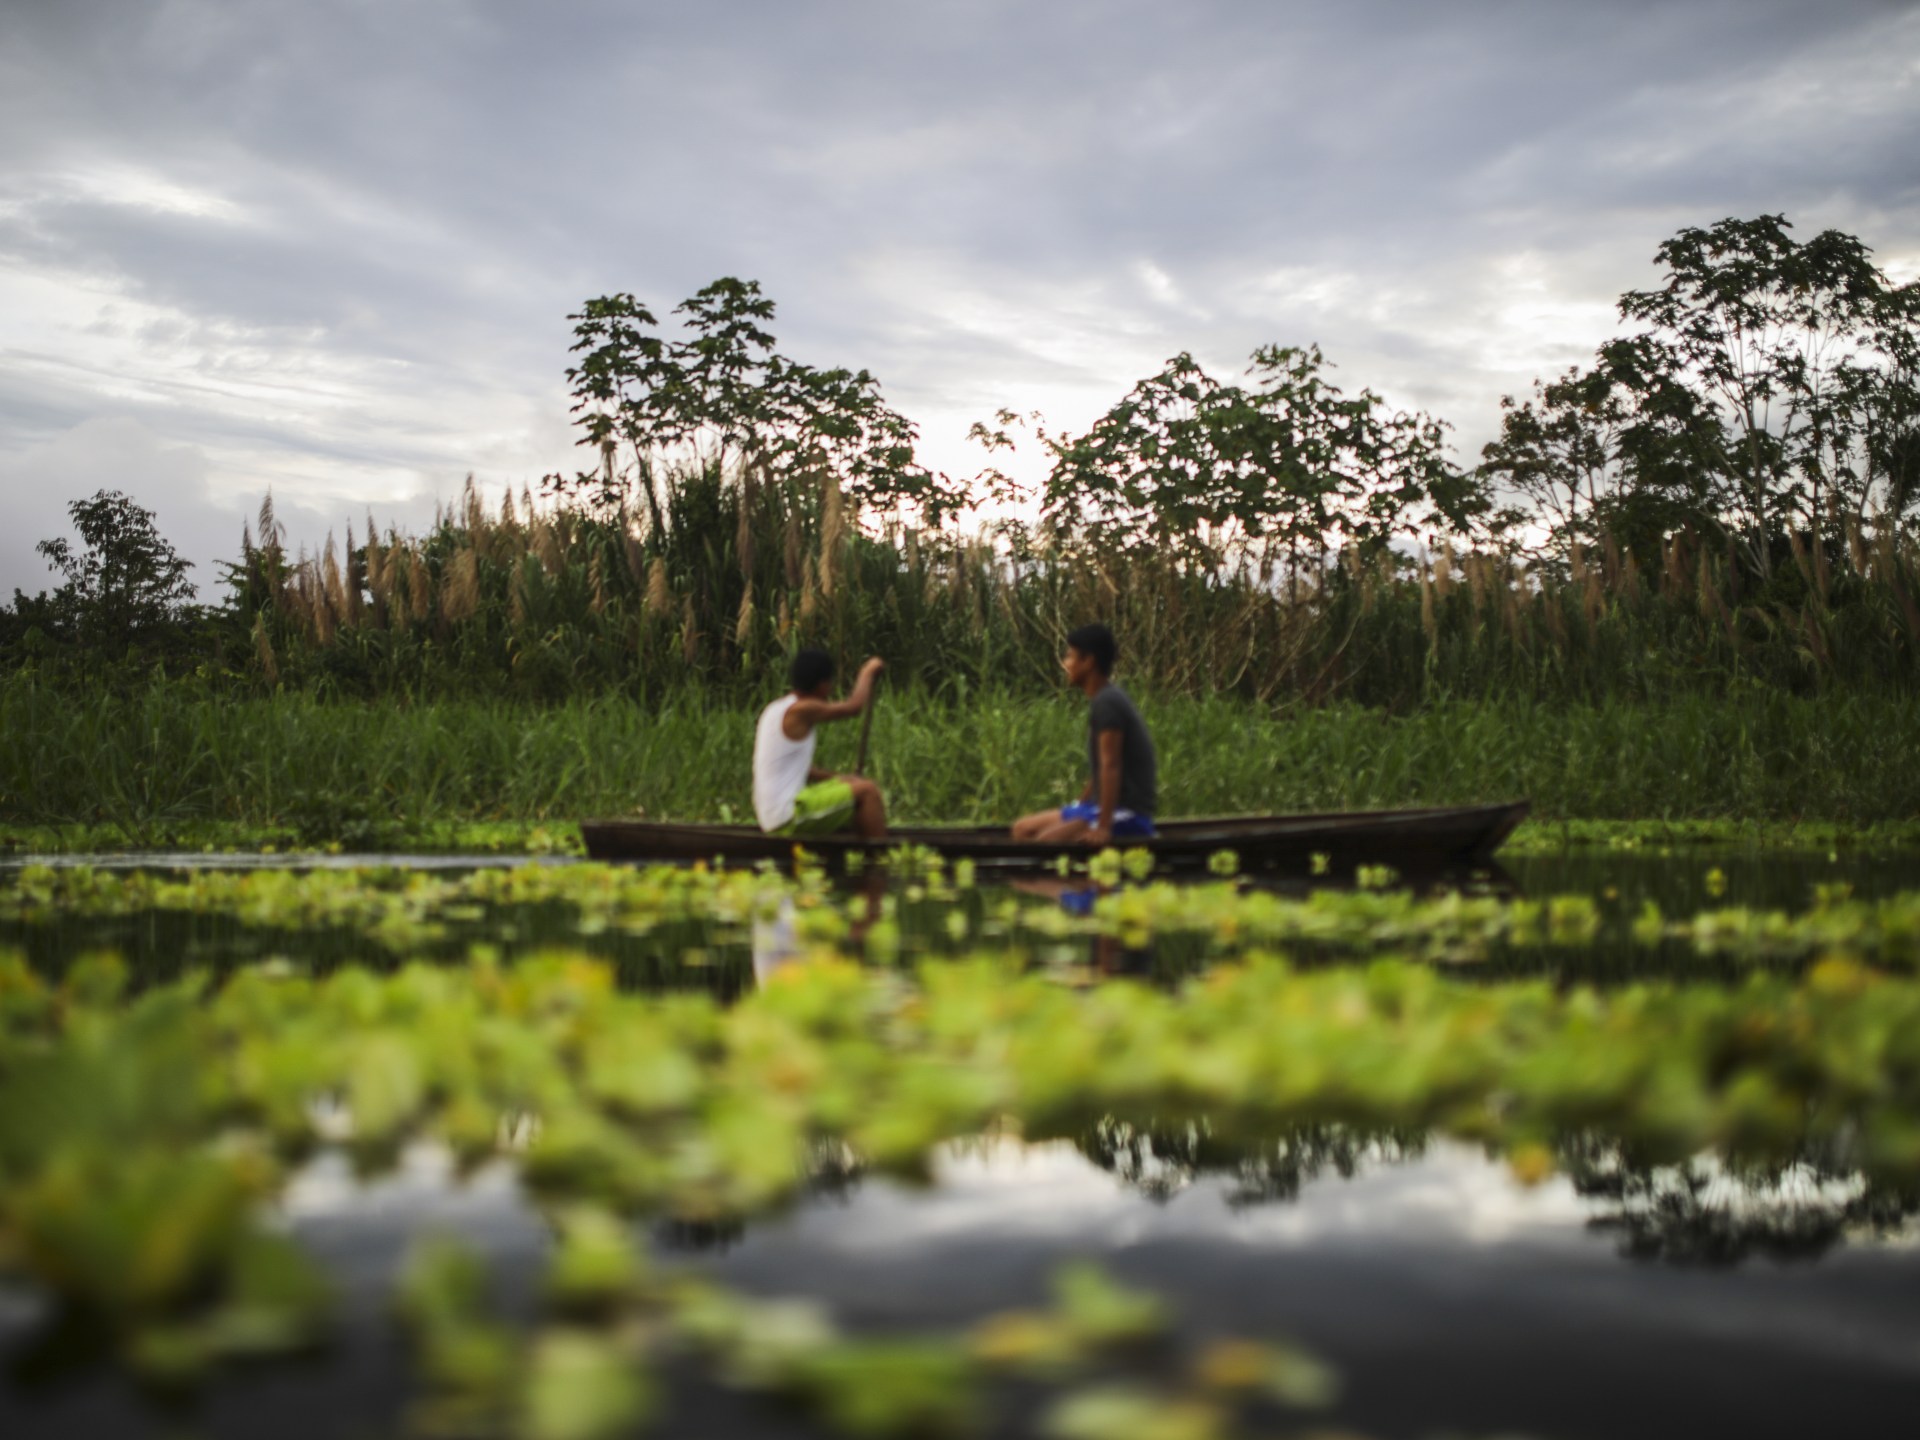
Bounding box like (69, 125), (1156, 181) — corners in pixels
(1060, 802), (1156, 838)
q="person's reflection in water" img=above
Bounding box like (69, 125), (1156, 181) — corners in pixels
(750, 893), (804, 986)
(1009, 877), (1155, 978)
(752, 867), (887, 987)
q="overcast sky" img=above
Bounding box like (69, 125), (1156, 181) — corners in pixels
(3, 0), (1917, 598)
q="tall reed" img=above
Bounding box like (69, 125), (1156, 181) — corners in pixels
(203, 468), (1920, 709)
(5, 676), (1918, 832)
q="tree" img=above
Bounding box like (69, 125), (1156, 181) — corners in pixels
(30, 489), (197, 651)
(553, 278), (959, 529)
(1480, 357), (1724, 561)
(1611, 213), (1920, 571)
(1042, 345), (1483, 573)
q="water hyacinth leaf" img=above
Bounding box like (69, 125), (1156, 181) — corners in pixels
(790, 1339), (978, 1439)
(968, 1308), (1084, 1377)
(347, 1031), (428, 1153)
(204, 1227), (332, 1357)
(1052, 1262), (1167, 1347)
(520, 1329), (651, 1440)
(1041, 1385), (1226, 1440)
(546, 1206), (648, 1317)
(580, 1025), (703, 1117)
(9, 1149), (254, 1318)
(1193, 1336), (1340, 1407)
(684, 1290), (839, 1391)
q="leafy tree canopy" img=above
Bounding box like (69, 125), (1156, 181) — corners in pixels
(24, 489), (197, 652)
(1040, 345), (1484, 568)
(555, 278), (962, 531)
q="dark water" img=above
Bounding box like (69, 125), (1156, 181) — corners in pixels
(6, 850), (1920, 1437)
(5, 847), (1919, 992)
(4, 1137), (1917, 1439)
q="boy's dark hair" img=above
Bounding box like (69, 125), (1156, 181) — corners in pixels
(1065, 622), (1117, 677)
(789, 647), (835, 693)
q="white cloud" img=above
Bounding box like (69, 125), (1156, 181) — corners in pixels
(1, 0), (1916, 593)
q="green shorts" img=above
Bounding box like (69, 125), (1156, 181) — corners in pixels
(772, 779), (856, 838)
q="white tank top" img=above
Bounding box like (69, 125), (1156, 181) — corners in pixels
(752, 694), (816, 831)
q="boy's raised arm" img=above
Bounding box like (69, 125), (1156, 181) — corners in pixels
(787, 657), (885, 730)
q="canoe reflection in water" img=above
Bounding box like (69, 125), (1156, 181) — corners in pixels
(1007, 878), (1156, 978)
(752, 870), (890, 986)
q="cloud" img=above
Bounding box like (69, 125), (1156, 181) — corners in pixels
(2, 0), (1917, 595)
(0, 417), (443, 604)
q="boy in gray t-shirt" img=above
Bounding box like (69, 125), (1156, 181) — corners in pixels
(1009, 622), (1157, 846)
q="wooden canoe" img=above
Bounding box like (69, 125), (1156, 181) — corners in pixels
(580, 800), (1529, 873)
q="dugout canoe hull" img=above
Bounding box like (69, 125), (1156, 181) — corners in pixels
(579, 800), (1529, 873)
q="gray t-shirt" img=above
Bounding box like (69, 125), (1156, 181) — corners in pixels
(1087, 683), (1157, 817)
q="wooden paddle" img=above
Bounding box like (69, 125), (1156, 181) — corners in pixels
(855, 666), (881, 776)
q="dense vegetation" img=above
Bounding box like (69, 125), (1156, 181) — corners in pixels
(6, 860), (1920, 1432)
(4, 680), (1920, 844)
(2, 215), (1917, 836)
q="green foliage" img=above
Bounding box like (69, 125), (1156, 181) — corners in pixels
(1043, 344), (1482, 565)
(7, 679), (1920, 843)
(8, 862), (1920, 1428)
(556, 276), (956, 526)
(4, 489), (202, 669)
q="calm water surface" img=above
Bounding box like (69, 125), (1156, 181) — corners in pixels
(4, 848), (1920, 1437)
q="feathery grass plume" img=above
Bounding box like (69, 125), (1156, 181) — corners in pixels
(533, 516), (564, 576)
(1847, 510), (1869, 576)
(1566, 539), (1586, 588)
(1466, 554), (1490, 616)
(800, 553), (820, 623)
(777, 592), (792, 642)
(1661, 535), (1686, 599)
(645, 556), (671, 617)
(783, 506), (803, 589)
(1788, 529), (1816, 594)
(407, 548), (433, 628)
(308, 563), (337, 648)
(342, 523), (366, 627)
(734, 583), (755, 652)
(623, 533), (645, 586)
(250, 611), (279, 685)
(321, 534), (349, 632)
(257, 491), (283, 552)
(1616, 548), (1641, 601)
(680, 595), (699, 666)
(736, 464), (758, 581)
(510, 558), (530, 629)
(819, 473), (844, 597)
(589, 548), (607, 616)
(279, 564), (311, 637)
(462, 475), (487, 557)
(1417, 556), (1436, 640)
(445, 549), (481, 623)
(1433, 544), (1454, 599)
(367, 542), (392, 627)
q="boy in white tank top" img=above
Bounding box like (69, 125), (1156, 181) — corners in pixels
(752, 648), (889, 838)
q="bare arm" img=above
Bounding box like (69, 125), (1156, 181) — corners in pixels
(783, 658), (885, 738)
(1086, 728), (1123, 843)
